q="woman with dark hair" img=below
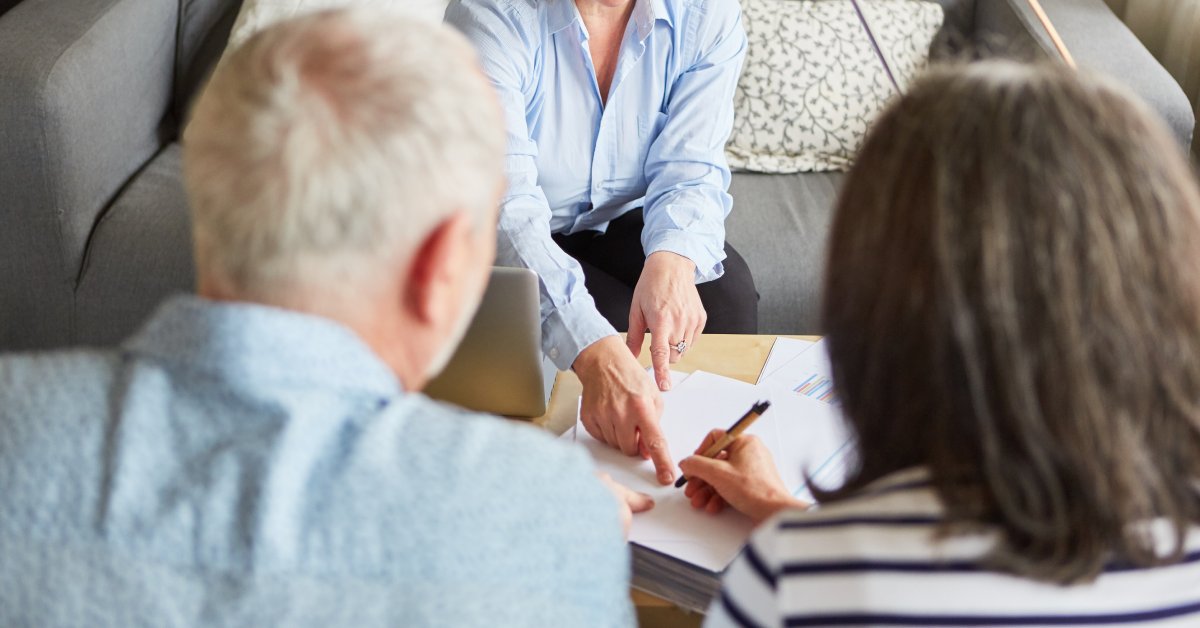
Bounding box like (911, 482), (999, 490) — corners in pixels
(680, 61), (1200, 625)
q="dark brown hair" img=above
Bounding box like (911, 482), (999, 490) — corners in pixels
(819, 61), (1200, 583)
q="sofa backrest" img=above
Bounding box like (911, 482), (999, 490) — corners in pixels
(929, 0), (976, 54)
(172, 0), (243, 135)
(167, 0), (978, 130)
(932, 0), (975, 35)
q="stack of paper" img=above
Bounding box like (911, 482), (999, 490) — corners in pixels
(563, 351), (853, 612)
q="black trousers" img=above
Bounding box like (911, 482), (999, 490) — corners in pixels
(552, 209), (758, 333)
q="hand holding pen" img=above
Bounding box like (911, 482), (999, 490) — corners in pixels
(677, 402), (811, 525)
(675, 401), (771, 488)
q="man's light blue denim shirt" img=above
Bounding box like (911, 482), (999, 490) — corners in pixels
(446, 0), (747, 369)
(0, 296), (633, 627)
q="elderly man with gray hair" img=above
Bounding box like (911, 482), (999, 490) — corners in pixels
(0, 9), (647, 627)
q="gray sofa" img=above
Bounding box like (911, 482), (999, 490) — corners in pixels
(0, 0), (1193, 351)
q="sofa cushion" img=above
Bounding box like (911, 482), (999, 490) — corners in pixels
(75, 144), (196, 347)
(726, 172), (844, 335)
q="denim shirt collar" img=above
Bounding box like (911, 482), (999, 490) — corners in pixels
(123, 295), (403, 397)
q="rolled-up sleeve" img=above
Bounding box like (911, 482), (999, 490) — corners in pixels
(641, 2), (747, 284)
(446, 1), (616, 370)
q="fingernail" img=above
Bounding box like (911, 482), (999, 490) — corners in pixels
(661, 380), (671, 391)
(659, 471), (673, 484)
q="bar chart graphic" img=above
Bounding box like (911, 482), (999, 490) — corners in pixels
(793, 374), (839, 405)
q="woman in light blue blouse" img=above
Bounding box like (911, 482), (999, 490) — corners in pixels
(447, 0), (755, 484)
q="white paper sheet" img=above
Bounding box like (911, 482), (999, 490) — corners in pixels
(758, 338), (854, 500)
(758, 338), (837, 406)
(757, 337), (816, 383)
(570, 370), (852, 572)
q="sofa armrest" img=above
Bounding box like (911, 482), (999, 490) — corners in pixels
(0, 0), (178, 349)
(976, 0), (1195, 151)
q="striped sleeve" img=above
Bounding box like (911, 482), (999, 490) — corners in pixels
(705, 519), (784, 628)
(705, 469), (1200, 627)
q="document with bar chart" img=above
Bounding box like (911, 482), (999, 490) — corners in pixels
(758, 338), (839, 406)
(758, 338), (853, 502)
(793, 372), (839, 404)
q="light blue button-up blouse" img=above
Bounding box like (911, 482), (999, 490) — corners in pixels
(446, 0), (747, 368)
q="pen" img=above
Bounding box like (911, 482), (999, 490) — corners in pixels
(675, 400), (771, 488)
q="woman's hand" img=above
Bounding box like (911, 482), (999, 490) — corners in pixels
(574, 336), (676, 485)
(678, 429), (809, 525)
(628, 251), (707, 392)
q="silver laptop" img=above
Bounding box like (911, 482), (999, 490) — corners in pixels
(424, 267), (553, 418)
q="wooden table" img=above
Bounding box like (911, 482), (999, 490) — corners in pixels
(531, 334), (815, 628)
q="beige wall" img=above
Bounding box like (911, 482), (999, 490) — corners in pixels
(1104, 0), (1200, 154)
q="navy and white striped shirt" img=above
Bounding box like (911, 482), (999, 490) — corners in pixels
(708, 468), (1200, 627)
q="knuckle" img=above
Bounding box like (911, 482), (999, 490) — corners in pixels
(632, 395), (657, 413)
(633, 398), (662, 417)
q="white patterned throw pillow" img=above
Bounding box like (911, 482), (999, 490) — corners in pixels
(726, 0), (944, 173)
(224, 0), (448, 53)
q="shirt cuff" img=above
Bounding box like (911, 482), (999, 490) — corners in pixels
(644, 230), (727, 284)
(542, 295), (618, 371)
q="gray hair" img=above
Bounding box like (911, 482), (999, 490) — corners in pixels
(820, 60), (1200, 584)
(183, 8), (504, 295)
